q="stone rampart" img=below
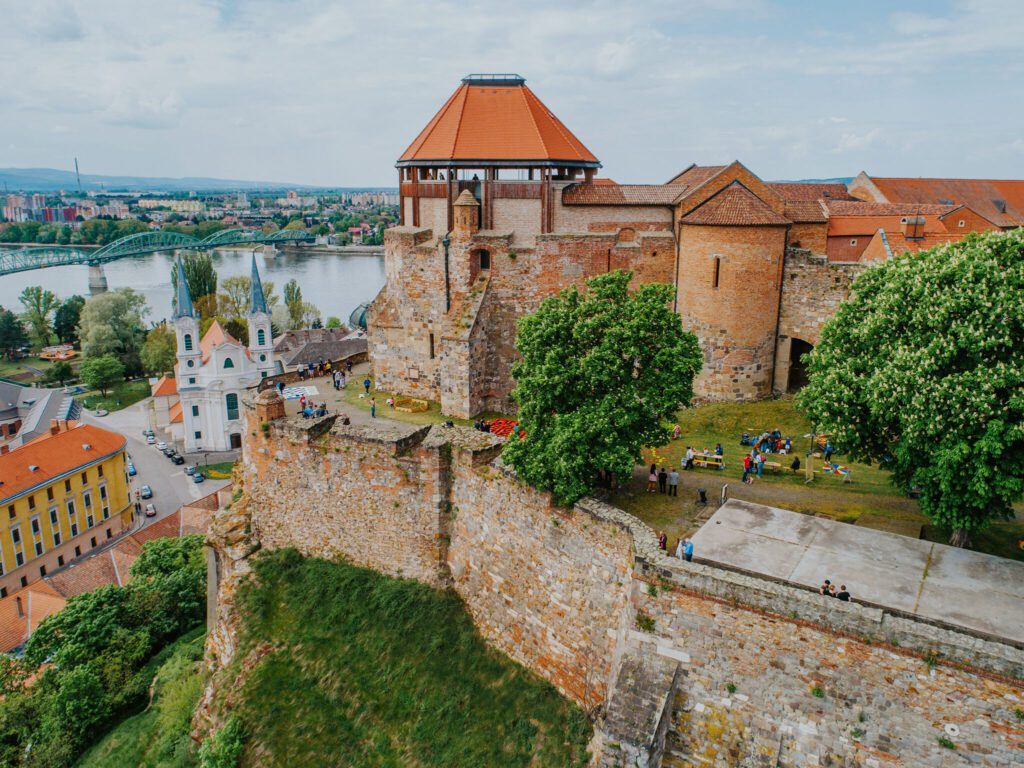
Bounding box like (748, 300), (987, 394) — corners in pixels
(209, 409), (1024, 766)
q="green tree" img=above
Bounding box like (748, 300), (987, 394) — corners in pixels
(18, 285), (59, 348)
(79, 354), (125, 396)
(44, 360), (73, 387)
(171, 252), (218, 318)
(325, 316), (343, 329)
(78, 289), (149, 375)
(283, 279), (303, 327)
(503, 270), (702, 506)
(140, 324), (177, 376)
(797, 229), (1024, 547)
(0, 308), (28, 359)
(199, 716), (245, 768)
(282, 219), (306, 231)
(218, 275), (278, 319)
(46, 665), (109, 742)
(130, 534), (206, 580)
(53, 294), (85, 345)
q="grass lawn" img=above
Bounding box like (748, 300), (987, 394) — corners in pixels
(0, 355), (56, 382)
(223, 549), (591, 768)
(77, 379), (151, 411)
(76, 628), (206, 768)
(203, 460), (236, 478)
(338, 375), (508, 427)
(614, 398), (1023, 561)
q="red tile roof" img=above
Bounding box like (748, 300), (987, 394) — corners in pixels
(0, 423), (126, 505)
(46, 549), (121, 597)
(665, 164), (727, 187)
(827, 214), (948, 237)
(168, 401), (183, 424)
(562, 184), (681, 206)
(151, 376), (177, 397)
(867, 177), (1024, 228)
(680, 182), (790, 226)
(782, 201), (828, 223)
(0, 581), (65, 652)
(826, 200), (958, 217)
(399, 77), (598, 165)
(769, 182), (853, 202)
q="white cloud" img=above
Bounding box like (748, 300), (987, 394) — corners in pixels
(833, 129), (882, 154)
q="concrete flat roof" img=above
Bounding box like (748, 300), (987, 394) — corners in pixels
(691, 500), (1024, 644)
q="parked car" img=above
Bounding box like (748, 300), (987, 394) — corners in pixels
(163, 447), (177, 457)
(143, 429), (155, 438)
(184, 465), (197, 476)
(127, 463), (137, 477)
(171, 455), (185, 465)
(144, 503), (157, 518)
(156, 441), (167, 451)
(193, 473), (205, 484)
(146, 435), (156, 445)
(140, 485), (153, 499)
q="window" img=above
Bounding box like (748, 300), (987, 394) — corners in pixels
(257, 328), (266, 346)
(712, 257), (721, 289)
(900, 217), (908, 224)
(99, 485), (107, 500)
(478, 250), (491, 270)
(34, 542), (43, 557)
(46, 488), (54, 501)
(224, 357), (236, 370)
(39, 565), (46, 577)
(850, 239), (858, 247)
(429, 333), (435, 360)
(226, 393), (239, 421)
(7, 505), (13, 520)
(187, 361), (195, 368)
(19, 576), (26, 588)
(30, 518), (39, 536)
(192, 405), (199, 417)
(188, 377), (196, 384)
(84, 492), (92, 508)
(184, 333), (193, 351)
(64, 479), (71, 493)
(97, 465), (103, 478)
(27, 496), (35, 510)
(15, 553), (24, 567)
(57, 555), (64, 567)
(259, 354), (266, 362)
(53, 530), (62, 547)
(81, 472), (87, 484)
(87, 514), (94, 528)
(90, 537), (97, 548)
(106, 528), (112, 539)
(74, 546), (81, 557)
(958, 219), (966, 228)
(0, 588), (6, 599)
(102, 506), (109, 520)
(194, 431), (202, 440)
(11, 528), (21, 545)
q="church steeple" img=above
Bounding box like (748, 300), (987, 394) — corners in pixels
(173, 254), (198, 319)
(249, 254), (268, 316)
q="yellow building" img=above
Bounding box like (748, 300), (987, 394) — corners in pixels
(0, 421), (133, 597)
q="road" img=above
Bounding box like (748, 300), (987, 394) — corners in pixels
(81, 397), (231, 530)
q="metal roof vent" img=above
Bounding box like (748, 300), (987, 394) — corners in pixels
(29, 465), (39, 472)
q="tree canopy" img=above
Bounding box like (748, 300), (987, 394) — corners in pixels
(0, 308), (28, 359)
(53, 294), (85, 345)
(19, 285), (59, 348)
(79, 354), (125, 396)
(503, 270), (703, 506)
(797, 229), (1024, 546)
(140, 324), (177, 376)
(171, 252), (218, 318)
(78, 288), (149, 375)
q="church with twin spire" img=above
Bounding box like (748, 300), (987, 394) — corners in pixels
(171, 255), (276, 453)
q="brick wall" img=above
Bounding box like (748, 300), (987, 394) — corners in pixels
(492, 198), (542, 246)
(553, 199), (674, 234)
(676, 223), (787, 401)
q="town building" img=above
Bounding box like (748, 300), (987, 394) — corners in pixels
(172, 254), (275, 452)
(0, 381), (81, 450)
(0, 420), (133, 597)
(272, 328), (367, 373)
(368, 74), (1020, 417)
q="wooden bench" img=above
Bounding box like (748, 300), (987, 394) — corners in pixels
(692, 454), (725, 470)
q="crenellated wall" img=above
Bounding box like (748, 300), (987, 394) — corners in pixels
(204, 400), (1024, 767)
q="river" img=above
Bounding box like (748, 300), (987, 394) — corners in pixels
(0, 247), (385, 325)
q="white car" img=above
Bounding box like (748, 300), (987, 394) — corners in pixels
(146, 435), (156, 445)
(156, 441), (167, 451)
(144, 503), (157, 518)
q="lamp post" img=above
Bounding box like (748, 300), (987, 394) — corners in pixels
(442, 235), (451, 312)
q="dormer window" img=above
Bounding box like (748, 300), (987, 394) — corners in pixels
(224, 358), (235, 369)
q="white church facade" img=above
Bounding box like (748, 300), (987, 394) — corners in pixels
(172, 255), (276, 453)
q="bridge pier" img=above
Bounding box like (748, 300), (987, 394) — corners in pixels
(262, 244), (279, 258)
(88, 264), (108, 295)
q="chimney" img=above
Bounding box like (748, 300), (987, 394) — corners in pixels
(0, 445), (8, 455)
(901, 215), (925, 240)
(50, 419), (60, 435)
(15, 596), (24, 619)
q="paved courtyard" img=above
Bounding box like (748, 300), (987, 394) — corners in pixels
(691, 499), (1023, 643)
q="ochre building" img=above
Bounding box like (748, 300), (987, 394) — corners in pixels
(368, 74), (1023, 417)
(0, 420), (133, 597)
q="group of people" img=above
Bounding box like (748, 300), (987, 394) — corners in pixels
(332, 370), (346, 390)
(297, 357), (355, 381)
(818, 579), (851, 602)
(646, 464), (680, 496)
(298, 394), (329, 418)
(656, 531), (694, 561)
(681, 444), (723, 469)
(473, 419), (495, 432)
(742, 429), (792, 455)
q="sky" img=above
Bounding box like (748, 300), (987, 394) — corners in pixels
(1, 0), (1023, 187)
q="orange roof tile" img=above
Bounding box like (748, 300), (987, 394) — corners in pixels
(0, 581), (65, 653)
(825, 200), (958, 217)
(866, 177), (1024, 228)
(46, 550), (121, 598)
(562, 184), (681, 206)
(665, 164), (727, 187)
(199, 320), (248, 364)
(769, 182), (853, 202)
(398, 75), (599, 166)
(151, 376), (177, 398)
(782, 201), (828, 223)
(168, 401), (183, 424)
(680, 182), (790, 227)
(0, 423), (126, 506)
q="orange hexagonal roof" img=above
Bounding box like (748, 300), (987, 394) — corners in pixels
(398, 75), (599, 167)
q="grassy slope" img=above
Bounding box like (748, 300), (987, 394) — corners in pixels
(76, 628), (206, 768)
(77, 379), (151, 411)
(226, 550), (591, 768)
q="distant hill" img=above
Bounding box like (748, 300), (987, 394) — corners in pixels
(0, 167), (389, 193)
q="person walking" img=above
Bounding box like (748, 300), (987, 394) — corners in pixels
(682, 538), (694, 562)
(742, 454), (752, 484)
(667, 468), (679, 496)
(658, 467), (668, 494)
(684, 446), (695, 470)
(370, 397), (376, 418)
(346, 358), (353, 374)
(647, 465), (657, 493)
(756, 452), (765, 477)
(363, 377), (371, 394)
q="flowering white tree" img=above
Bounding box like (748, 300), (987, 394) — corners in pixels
(797, 228), (1024, 547)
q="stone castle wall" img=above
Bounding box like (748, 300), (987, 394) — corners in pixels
(206, 405), (1024, 767)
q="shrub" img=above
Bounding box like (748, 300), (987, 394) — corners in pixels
(199, 717), (245, 768)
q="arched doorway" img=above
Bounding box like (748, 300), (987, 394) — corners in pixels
(788, 338), (814, 392)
